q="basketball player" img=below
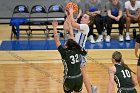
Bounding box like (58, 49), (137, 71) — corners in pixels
(52, 20), (88, 93)
(63, 6), (97, 93)
(135, 34), (140, 86)
(107, 51), (137, 93)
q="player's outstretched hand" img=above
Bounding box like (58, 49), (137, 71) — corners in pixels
(68, 6), (74, 15)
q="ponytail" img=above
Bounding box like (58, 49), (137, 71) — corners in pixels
(120, 59), (136, 74)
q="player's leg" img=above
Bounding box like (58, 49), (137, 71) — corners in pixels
(81, 65), (92, 93)
(137, 66), (140, 86)
(125, 16), (131, 33)
(125, 16), (131, 40)
(80, 55), (91, 93)
(137, 55), (140, 86)
(80, 55), (97, 93)
(138, 16), (140, 33)
(81, 66), (97, 93)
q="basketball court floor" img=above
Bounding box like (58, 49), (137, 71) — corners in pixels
(0, 25), (140, 93)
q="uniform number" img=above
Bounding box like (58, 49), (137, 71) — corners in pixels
(70, 54), (79, 64)
(121, 69), (131, 78)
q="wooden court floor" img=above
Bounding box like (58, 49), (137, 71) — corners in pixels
(0, 25), (140, 93)
(0, 50), (140, 93)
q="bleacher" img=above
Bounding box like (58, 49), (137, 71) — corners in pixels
(0, 0), (139, 40)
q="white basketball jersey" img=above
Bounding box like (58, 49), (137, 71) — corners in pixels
(74, 24), (89, 48)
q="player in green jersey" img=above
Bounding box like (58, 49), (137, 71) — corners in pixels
(107, 51), (137, 93)
(135, 34), (140, 86)
(52, 20), (87, 93)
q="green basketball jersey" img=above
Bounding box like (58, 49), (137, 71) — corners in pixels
(114, 64), (135, 88)
(58, 45), (81, 77)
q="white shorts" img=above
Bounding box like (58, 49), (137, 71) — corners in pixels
(80, 55), (87, 67)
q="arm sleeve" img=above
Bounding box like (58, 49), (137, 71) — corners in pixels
(136, 34), (140, 43)
(58, 45), (66, 59)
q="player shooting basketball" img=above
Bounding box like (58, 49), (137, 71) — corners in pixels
(63, 2), (97, 93)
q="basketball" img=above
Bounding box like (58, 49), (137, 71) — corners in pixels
(65, 2), (78, 14)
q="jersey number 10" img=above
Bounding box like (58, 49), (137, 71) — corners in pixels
(121, 69), (131, 78)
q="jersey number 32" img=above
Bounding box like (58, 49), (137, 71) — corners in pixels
(70, 54), (79, 64)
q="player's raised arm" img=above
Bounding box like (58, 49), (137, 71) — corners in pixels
(68, 6), (80, 29)
(52, 20), (61, 48)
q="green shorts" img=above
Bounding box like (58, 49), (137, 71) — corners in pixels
(138, 55), (140, 66)
(63, 75), (83, 92)
(117, 88), (137, 93)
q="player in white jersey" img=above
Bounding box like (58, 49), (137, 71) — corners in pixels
(63, 6), (97, 93)
(74, 23), (89, 48)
